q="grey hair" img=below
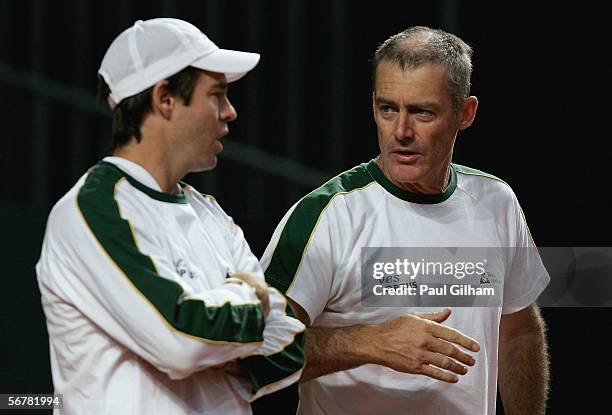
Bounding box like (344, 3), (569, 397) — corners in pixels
(372, 26), (473, 112)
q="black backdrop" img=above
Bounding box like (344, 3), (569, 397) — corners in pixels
(1, 0), (610, 413)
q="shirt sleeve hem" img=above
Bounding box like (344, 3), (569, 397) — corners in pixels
(502, 272), (550, 315)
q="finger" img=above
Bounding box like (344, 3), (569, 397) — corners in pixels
(418, 364), (459, 383)
(229, 273), (253, 286)
(429, 339), (476, 366)
(430, 324), (481, 352)
(261, 294), (270, 315)
(231, 272), (268, 287)
(413, 307), (451, 323)
(258, 299), (269, 318)
(256, 289), (270, 317)
(422, 351), (468, 375)
(229, 272), (252, 281)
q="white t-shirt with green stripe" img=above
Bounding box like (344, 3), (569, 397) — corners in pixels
(36, 157), (305, 415)
(261, 159), (549, 415)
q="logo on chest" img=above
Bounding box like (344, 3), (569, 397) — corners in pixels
(173, 258), (198, 280)
(479, 270), (502, 285)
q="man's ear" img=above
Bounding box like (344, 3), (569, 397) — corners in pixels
(458, 96), (478, 130)
(151, 80), (174, 119)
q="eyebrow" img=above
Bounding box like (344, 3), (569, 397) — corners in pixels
(375, 96), (439, 110)
(212, 81), (229, 90)
(374, 96), (396, 106)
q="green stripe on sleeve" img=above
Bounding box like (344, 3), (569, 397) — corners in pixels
(452, 163), (506, 183)
(453, 163), (540, 248)
(264, 163), (374, 294)
(238, 329), (306, 393)
(77, 162), (265, 344)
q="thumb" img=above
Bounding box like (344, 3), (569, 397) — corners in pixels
(413, 307), (452, 323)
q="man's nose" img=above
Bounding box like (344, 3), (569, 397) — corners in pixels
(220, 97), (237, 122)
(393, 111), (414, 140)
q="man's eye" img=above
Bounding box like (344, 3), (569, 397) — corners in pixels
(379, 105), (394, 113)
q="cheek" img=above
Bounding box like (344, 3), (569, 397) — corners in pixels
(428, 130), (456, 158)
(377, 131), (392, 152)
(208, 95), (220, 116)
(199, 106), (219, 133)
(376, 122), (394, 143)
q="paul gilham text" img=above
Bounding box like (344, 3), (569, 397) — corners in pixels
(373, 284), (495, 296)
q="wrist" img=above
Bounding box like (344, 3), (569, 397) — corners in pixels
(342, 324), (379, 365)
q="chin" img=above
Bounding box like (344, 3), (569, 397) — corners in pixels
(192, 158), (217, 173)
(389, 163), (424, 184)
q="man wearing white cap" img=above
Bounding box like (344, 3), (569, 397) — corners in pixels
(36, 18), (305, 414)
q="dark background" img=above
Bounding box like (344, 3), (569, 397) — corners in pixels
(1, 0), (609, 413)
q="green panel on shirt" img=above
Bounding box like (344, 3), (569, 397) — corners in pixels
(77, 162), (265, 344)
(265, 162), (375, 294)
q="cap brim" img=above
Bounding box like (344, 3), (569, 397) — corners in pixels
(191, 49), (260, 82)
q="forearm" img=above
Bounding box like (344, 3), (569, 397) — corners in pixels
(291, 301), (479, 383)
(301, 325), (374, 382)
(498, 317), (549, 414)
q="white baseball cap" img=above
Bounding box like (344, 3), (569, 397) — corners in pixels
(98, 18), (260, 109)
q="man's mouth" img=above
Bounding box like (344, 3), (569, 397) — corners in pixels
(394, 149), (419, 156)
(392, 149), (421, 162)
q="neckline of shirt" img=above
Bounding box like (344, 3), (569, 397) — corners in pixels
(101, 157), (187, 204)
(365, 159), (457, 204)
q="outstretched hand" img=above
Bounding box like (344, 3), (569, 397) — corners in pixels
(368, 308), (480, 383)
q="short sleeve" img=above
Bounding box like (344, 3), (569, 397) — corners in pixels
(502, 194), (550, 314)
(261, 201), (336, 324)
